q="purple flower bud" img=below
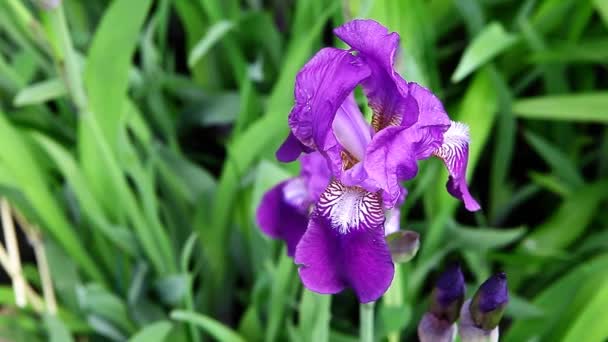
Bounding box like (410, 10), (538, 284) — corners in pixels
(417, 312), (456, 342)
(386, 230), (419, 263)
(429, 265), (465, 324)
(470, 272), (508, 330)
(458, 299), (499, 342)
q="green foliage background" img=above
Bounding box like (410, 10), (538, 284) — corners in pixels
(0, 0), (607, 341)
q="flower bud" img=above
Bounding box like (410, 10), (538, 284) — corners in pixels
(418, 265), (465, 342)
(417, 312), (456, 342)
(429, 265), (465, 324)
(470, 272), (508, 330)
(386, 230), (419, 263)
(458, 273), (508, 342)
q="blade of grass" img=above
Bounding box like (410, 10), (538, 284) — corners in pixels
(170, 310), (246, 342)
(13, 78), (66, 107)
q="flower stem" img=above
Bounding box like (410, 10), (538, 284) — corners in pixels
(360, 301), (375, 342)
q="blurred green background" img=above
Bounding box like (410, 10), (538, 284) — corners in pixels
(0, 0), (607, 341)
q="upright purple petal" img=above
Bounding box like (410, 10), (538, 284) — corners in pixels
(288, 47), (370, 152)
(294, 181), (394, 303)
(256, 180), (309, 256)
(433, 121), (481, 211)
(334, 20), (416, 131)
(332, 93), (371, 161)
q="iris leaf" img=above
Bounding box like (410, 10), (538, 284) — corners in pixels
(13, 78), (66, 106)
(513, 93), (608, 123)
(451, 22), (518, 82)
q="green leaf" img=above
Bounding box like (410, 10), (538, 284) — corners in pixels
(562, 280), (608, 341)
(13, 78), (66, 106)
(170, 310), (246, 342)
(524, 130), (584, 187)
(448, 224), (526, 250)
(128, 321), (173, 342)
(513, 93), (608, 122)
(188, 20), (235, 68)
(83, 0), (152, 144)
(519, 181), (608, 253)
(593, 0), (608, 26)
(505, 254), (608, 342)
(154, 274), (187, 306)
(44, 315), (74, 342)
(77, 284), (135, 334)
(451, 22), (518, 82)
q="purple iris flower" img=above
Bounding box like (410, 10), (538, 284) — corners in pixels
(260, 19), (480, 303)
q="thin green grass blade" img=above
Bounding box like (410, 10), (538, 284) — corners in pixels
(13, 78), (66, 106)
(188, 20), (235, 68)
(170, 310), (246, 342)
(128, 321), (173, 342)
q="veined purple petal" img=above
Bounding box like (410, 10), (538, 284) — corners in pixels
(288, 47), (370, 151)
(334, 19), (416, 131)
(332, 93), (371, 161)
(433, 121), (481, 211)
(256, 180), (309, 257)
(294, 181), (394, 303)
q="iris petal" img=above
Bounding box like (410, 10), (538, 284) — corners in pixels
(276, 132), (312, 162)
(287, 47), (370, 152)
(294, 181), (394, 303)
(332, 93), (371, 162)
(433, 121), (481, 211)
(334, 19), (416, 131)
(256, 180), (310, 256)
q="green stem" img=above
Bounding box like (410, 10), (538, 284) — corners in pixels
(360, 301), (375, 342)
(384, 265), (403, 342)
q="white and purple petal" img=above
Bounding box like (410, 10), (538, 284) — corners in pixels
(294, 181), (394, 303)
(256, 180), (310, 257)
(433, 121), (481, 211)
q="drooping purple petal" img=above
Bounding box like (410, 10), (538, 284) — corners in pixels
(433, 121), (481, 211)
(256, 180), (309, 257)
(334, 19), (416, 131)
(276, 132), (312, 162)
(332, 93), (371, 161)
(294, 181), (394, 303)
(288, 47), (370, 152)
